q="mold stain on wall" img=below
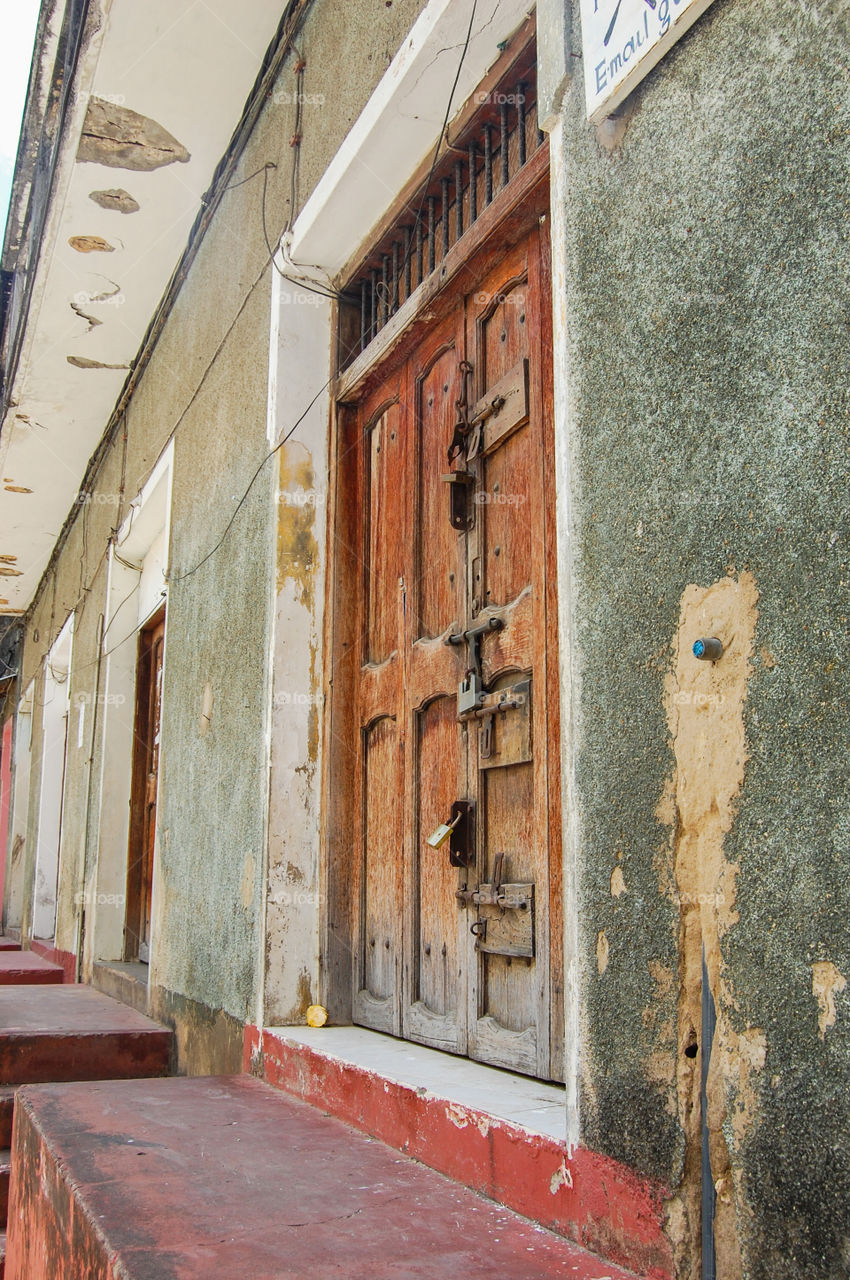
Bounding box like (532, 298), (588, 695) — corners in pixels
(277, 445), (318, 608)
(657, 572), (762, 1280)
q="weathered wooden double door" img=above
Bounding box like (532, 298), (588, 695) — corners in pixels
(345, 224), (562, 1080)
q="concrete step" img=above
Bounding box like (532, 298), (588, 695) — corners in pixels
(248, 1026), (672, 1279)
(0, 941), (21, 953)
(0, 1093), (14, 1149)
(5, 1075), (646, 1280)
(0, 954), (63, 986)
(0, 986), (172, 1086)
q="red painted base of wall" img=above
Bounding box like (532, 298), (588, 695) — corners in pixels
(28, 941), (76, 984)
(245, 1026), (674, 1280)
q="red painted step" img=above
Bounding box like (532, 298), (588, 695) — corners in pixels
(0, 954), (62, 986)
(6, 1075), (645, 1280)
(0, 941), (20, 953)
(0, 986), (171, 1086)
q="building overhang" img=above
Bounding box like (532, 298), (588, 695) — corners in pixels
(0, 0), (287, 613)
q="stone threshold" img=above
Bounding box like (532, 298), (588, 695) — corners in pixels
(245, 1024), (673, 1280)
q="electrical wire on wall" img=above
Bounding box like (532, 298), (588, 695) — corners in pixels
(29, 0), (483, 678)
(174, 0), (481, 584)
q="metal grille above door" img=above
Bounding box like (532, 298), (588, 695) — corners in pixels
(339, 32), (540, 369)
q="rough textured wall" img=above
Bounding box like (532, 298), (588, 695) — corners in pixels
(559, 0), (849, 1276)
(13, 0), (431, 1031)
(133, 0), (431, 1029)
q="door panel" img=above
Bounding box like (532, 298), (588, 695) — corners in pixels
(360, 716), (402, 1022)
(481, 426), (533, 609)
(352, 373), (408, 1035)
(406, 694), (467, 1051)
(344, 219), (561, 1079)
(126, 611), (164, 963)
(414, 338), (460, 641)
(367, 401), (404, 664)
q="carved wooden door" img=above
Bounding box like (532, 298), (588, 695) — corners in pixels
(348, 221), (562, 1079)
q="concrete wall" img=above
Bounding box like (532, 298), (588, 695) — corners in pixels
(551, 0), (849, 1276)
(9, 0), (847, 1271)
(13, 0), (431, 1068)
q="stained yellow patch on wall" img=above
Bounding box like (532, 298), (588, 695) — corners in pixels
(812, 961), (846, 1039)
(610, 866), (627, 897)
(662, 571), (760, 957)
(596, 929), (609, 975)
(657, 572), (760, 1279)
(277, 444), (319, 605)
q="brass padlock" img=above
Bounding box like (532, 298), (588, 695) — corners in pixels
(425, 811), (462, 850)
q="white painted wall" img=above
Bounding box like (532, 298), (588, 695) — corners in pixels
(6, 683), (34, 931)
(261, 272), (331, 1026)
(90, 445), (172, 967)
(33, 616), (74, 940)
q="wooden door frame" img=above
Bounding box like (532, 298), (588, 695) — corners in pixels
(124, 604), (165, 962)
(320, 145), (556, 1047)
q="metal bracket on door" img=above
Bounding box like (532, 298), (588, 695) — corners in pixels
(441, 469), (474, 531)
(456, 851), (535, 957)
(445, 616), (504, 716)
(471, 679), (531, 768)
(448, 799), (474, 868)
(442, 359), (477, 531)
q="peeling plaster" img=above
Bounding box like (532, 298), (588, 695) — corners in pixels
(66, 355), (129, 370)
(88, 188), (140, 213)
(70, 301), (102, 331)
(812, 961), (846, 1039)
(77, 98), (190, 171)
(596, 929), (609, 975)
(549, 1159), (573, 1193)
(660, 572), (760, 1280)
(69, 235), (115, 253)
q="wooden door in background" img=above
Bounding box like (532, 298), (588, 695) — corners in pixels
(126, 608), (165, 963)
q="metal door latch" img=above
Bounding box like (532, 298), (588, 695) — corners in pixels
(445, 617), (504, 717)
(428, 800), (474, 868)
(441, 468), (475, 531)
(457, 852), (535, 957)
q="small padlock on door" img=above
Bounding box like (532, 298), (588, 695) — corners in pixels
(425, 810), (462, 850)
(458, 672), (484, 715)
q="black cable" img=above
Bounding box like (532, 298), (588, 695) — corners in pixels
(177, 0), (482, 583)
(19, 2), (483, 665)
(171, 374), (331, 584)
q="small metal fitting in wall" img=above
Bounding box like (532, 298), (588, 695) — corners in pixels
(693, 637), (723, 661)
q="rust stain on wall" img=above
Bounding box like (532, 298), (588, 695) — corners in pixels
(657, 572), (761, 1280)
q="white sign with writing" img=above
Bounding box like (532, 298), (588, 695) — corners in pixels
(580, 0), (716, 123)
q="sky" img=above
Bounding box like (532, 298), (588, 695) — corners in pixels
(0, 1), (42, 241)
